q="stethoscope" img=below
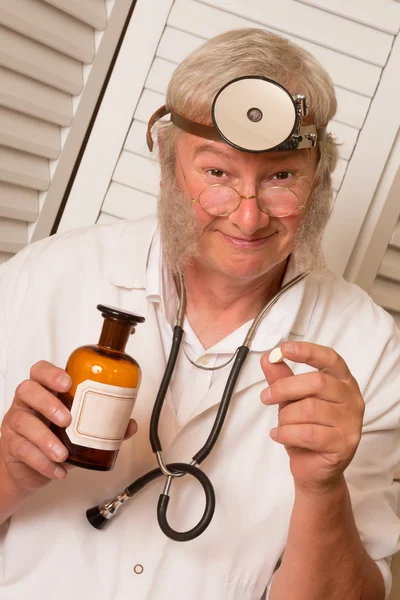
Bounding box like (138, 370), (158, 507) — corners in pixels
(86, 270), (309, 541)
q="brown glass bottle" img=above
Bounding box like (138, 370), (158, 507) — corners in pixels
(52, 305), (145, 471)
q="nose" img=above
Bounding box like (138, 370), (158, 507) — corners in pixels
(228, 192), (270, 236)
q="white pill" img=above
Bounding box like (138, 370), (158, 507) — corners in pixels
(269, 347), (284, 364)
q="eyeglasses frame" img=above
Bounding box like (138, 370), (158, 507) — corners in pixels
(177, 157), (318, 219)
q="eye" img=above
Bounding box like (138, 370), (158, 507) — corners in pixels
(272, 171), (293, 181)
(206, 169), (227, 178)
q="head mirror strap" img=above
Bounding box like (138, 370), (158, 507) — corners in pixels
(170, 109), (221, 143)
(147, 105), (329, 152)
(146, 105), (170, 151)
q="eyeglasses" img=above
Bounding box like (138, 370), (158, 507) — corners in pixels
(195, 183), (304, 218)
(178, 162), (313, 218)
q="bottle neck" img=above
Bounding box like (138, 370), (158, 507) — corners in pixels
(98, 318), (133, 352)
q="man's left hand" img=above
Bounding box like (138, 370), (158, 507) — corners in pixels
(260, 342), (365, 493)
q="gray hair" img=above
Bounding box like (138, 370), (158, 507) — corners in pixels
(157, 28), (339, 274)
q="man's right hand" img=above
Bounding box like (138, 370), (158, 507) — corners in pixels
(0, 361), (72, 494)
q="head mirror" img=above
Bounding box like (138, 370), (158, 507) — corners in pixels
(146, 76), (327, 153)
(212, 77), (297, 153)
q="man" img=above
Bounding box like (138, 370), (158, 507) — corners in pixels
(0, 29), (399, 600)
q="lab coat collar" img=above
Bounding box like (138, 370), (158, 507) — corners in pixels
(107, 215), (157, 290)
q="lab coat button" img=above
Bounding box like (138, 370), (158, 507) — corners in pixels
(133, 564), (144, 574)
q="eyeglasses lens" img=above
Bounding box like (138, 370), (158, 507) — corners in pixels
(198, 186), (299, 217)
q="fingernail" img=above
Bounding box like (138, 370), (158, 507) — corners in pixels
(54, 466), (67, 479)
(283, 342), (297, 354)
(269, 347), (284, 364)
(58, 374), (72, 390)
(270, 427), (278, 440)
(262, 387), (271, 404)
(53, 443), (68, 459)
(54, 408), (70, 426)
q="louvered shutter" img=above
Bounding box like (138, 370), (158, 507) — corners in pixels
(0, 0), (135, 260)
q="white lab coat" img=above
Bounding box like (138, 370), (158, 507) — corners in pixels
(0, 215), (399, 599)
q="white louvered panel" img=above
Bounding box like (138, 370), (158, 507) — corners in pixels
(146, 57), (176, 95)
(43, 0), (108, 30)
(0, 146), (50, 191)
(0, 0), (95, 64)
(378, 247), (400, 282)
(0, 217), (27, 253)
(334, 88), (369, 129)
(157, 27), (204, 67)
(97, 212), (121, 225)
(0, 183), (38, 222)
(0, 66), (72, 127)
(158, 25), (381, 98)
(0, 107), (60, 160)
(0, 251), (14, 264)
(0, 0), (127, 261)
(102, 182), (157, 220)
(296, 0), (400, 35)
(0, 27), (83, 95)
(370, 277), (400, 313)
(391, 220), (400, 249)
(174, 0), (392, 67)
(125, 121), (154, 161)
(135, 89), (165, 124)
(113, 152), (160, 196)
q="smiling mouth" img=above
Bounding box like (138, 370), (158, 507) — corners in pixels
(218, 231), (276, 248)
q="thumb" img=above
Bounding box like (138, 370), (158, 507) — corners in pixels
(261, 347), (294, 386)
(123, 418), (138, 441)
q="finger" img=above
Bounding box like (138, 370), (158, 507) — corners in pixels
(278, 397), (344, 428)
(123, 419), (138, 440)
(6, 433), (68, 480)
(29, 361), (72, 393)
(280, 342), (353, 383)
(261, 371), (347, 405)
(270, 423), (343, 453)
(260, 351), (294, 387)
(6, 409), (69, 463)
(14, 380), (71, 426)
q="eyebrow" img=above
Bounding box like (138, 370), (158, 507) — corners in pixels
(193, 144), (235, 160)
(193, 143), (304, 164)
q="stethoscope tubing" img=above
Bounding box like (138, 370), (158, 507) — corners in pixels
(150, 326), (184, 454)
(86, 271), (309, 541)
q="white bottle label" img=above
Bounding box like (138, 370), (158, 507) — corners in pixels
(65, 380), (138, 451)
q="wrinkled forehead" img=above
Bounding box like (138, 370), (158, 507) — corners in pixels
(178, 136), (317, 171)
